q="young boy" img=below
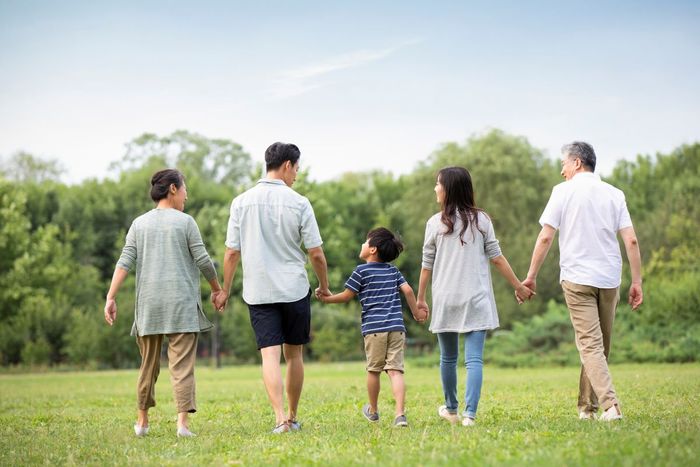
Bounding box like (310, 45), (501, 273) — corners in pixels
(318, 227), (425, 427)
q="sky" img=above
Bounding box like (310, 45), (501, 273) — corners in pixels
(1, 0), (698, 183)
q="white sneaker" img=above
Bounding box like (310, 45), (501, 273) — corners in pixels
(462, 416), (476, 426)
(177, 426), (197, 437)
(599, 405), (623, 421)
(134, 424), (149, 437)
(579, 411), (597, 420)
(438, 405), (460, 424)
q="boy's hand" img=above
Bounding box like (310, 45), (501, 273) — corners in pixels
(412, 309), (427, 323)
(315, 287), (331, 301)
(414, 301), (430, 323)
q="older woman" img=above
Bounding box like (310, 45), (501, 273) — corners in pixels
(104, 169), (224, 437)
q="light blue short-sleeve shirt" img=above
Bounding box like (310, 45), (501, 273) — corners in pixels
(225, 178), (323, 305)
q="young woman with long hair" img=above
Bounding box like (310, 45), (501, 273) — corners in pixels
(416, 166), (533, 426)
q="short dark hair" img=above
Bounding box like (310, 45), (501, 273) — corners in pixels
(265, 142), (301, 171)
(562, 141), (596, 172)
(150, 169), (184, 202)
(367, 227), (404, 263)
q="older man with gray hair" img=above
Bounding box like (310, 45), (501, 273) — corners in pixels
(523, 141), (643, 421)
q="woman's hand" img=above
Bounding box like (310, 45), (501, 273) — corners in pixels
(415, 300), (430, 324)
(514, 283), (536, 304)
(104, 298), (117, 325)
(212, 290), (228, 312)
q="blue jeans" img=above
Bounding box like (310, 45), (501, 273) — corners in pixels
(437, 331), (486, 419)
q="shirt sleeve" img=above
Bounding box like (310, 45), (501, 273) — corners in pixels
(116, 223), (137, 272)
(225, 199), (241, 250)
(539, 186), (563, 229)
(483, 216), (502, 259)
(617, 195), (633, 230)
(344, 267), (363, 293)
(421, 219), (437, 270)
(396, 268), (407, 287)
(187, 216), (218, 282)
(300, 197), (323, 249)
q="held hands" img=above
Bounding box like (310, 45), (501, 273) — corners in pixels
(211, 290), (228, 312)
(315, 287), (332, 302)
(514, 278), (536, 304)
(104, 298), (117, 326)
(414, 300), (430, 324)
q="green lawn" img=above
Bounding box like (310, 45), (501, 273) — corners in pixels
(1, 362), (698, 466)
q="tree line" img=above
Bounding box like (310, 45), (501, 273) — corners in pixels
(1, 129), (698, 367)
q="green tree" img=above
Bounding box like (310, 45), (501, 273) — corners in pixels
(0, 151), (64, 183)
(395, 130), (561, 327)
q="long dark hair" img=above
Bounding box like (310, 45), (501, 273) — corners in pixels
(437, 166), (485, 245)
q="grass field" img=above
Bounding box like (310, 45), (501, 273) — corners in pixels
(1, 362), (699, 466)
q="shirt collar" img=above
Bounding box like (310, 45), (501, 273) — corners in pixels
(572, 172), (600, 182)
(257, 178), (287, 186)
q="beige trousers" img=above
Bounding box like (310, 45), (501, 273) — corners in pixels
(561, 280), (620, 413)
(136, 333), (198, 413)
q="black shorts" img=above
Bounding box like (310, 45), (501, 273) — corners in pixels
(247, 291), (311, 349)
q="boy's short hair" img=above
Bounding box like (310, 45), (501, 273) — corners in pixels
(265, 142), (301, 171)
(367, 227), (404, 263)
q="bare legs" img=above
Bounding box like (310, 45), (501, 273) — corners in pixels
(367, 372), (380, 413)
(260, 344), (305, 424)
(137, 409), (148, 428)
(283, 344), (304, 422)
(367, 370), (405, 417)
(387, 370), (405, 417)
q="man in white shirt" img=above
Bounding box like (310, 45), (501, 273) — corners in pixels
(523, 141), (643, 421)
(217, 142), (331, 433)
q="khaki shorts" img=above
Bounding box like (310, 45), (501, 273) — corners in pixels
(364, 331), (405, 373)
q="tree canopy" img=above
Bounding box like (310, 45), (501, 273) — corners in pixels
(1, 129), (698, 367)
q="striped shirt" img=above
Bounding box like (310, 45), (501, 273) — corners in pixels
(344, 262), (407, 336)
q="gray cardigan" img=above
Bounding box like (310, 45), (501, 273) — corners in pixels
(422, 211), (502, 333)
(117, 208), (216, 336)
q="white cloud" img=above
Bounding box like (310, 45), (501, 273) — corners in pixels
(267, 39), (422, 100)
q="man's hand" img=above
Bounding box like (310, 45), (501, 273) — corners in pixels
(522, 277), (537, 294)
(514, 283), (536, 304)
(212, 290), (228, 312)
(514, 277), (537, 304)
(315, 287), (331, 301)
(628, 282), (643, 310)
(104, 298), (117, 326)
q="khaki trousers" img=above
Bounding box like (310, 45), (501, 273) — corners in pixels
(136, 333), (198, 413)
(561, 280), (620, 413)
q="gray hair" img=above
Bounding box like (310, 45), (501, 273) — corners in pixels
(561, 141), (596, 172)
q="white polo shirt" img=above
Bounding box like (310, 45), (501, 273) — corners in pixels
(225, 178), (323, 305)
(539, 172), (633, 289)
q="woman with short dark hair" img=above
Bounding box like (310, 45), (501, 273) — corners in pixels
(104, 168), (224, 437)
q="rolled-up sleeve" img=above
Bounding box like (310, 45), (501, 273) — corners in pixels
(483, 218), (502, 259)
(225, 199), (241, 250)
(421, 220), (437, 270)
(116, 223), (137, 271)
(187, 216), (217, 281)
(300, 198), (323, 249)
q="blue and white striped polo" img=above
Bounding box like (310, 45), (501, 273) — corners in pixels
(344, 262), (407, 336)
